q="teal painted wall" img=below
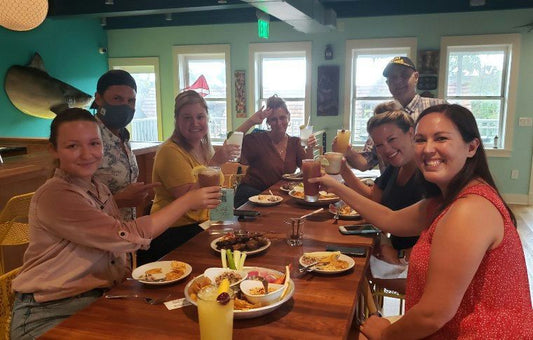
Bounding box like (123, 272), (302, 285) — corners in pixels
(0, 18), (108, 137)
(107, 9), (533, 201)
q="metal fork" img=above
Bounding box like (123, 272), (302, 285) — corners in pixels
(104, 293), (171, 305)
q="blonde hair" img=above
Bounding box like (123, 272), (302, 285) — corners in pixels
(172, 90), (214, 162)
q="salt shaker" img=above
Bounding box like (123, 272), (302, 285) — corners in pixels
(493, 135), (499, 149)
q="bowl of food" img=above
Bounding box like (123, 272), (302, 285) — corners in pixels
(239, 280), (284, 306)
(203, 267), (247, 287)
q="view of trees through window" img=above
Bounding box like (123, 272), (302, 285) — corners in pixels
(446, 49), (506, 145)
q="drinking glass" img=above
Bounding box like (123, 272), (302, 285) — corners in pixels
(226, 131), (244, 162)
(198, 166), (222, 187)
(197, 285), (234, 340)
(302, 159), (321, 202)
(336, 129), (351, 153)
(286, 217), (304, 246)
(323, 152), (343, 175)
(299, 125), (313, 147)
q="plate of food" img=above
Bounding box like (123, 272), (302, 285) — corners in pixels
(288, 189), (339, 206)
(299, 251), (355, 274)
(132, 260), (192, 285)
(280, 182), (303, 193)
(211, 232), (271, 255)
(185, 266), (295, 319)
(248, 194), (283, 206)
(329, 201), (361, 219)
(282, 172), (303, 181)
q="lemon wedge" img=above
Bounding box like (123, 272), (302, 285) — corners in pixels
(299, 125), (306, 130)
(191, 165), (207, 181)
(217, 278), (230, 294)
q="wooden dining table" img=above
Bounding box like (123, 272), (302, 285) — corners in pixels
(41, 181), (375, 340)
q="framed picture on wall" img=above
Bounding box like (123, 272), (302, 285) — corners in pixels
(317, 65), (339, 116)
(234, 70), (246, 118)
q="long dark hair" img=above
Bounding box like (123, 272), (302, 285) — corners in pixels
(416, 104), (516, 226)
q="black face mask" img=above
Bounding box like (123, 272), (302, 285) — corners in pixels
(98, 102), (135, 129)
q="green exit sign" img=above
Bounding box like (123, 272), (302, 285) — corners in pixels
(258, 18), (269, 39)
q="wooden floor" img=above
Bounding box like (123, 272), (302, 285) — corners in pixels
(382, 204), (533, 316)
(511, 204), (533, 302)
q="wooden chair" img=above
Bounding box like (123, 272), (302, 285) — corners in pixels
(0, 267), (21, 340)
(371, 281), (405, 315)
(0, 193), (33, 274)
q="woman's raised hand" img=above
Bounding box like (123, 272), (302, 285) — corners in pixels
(308, 173), (343, 194)
(249, 106), (272, 125)
(185, 186), (222, 210)
(307, 134), (318, 149)
(210, 142), (240, 165)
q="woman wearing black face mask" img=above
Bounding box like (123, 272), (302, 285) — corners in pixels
(92, 70), (160, 221)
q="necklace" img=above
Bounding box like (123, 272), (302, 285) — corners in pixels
(270, 133), (288, 158)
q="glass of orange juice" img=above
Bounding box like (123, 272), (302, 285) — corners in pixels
(336, 129), (351, 153)
(197, 285), (234, 340)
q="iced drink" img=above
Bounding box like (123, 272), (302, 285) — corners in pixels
(197, 286), (234, 340)
(324, 152), (343, 175)
(286, 218), (304, 246)
(336, 129), (351, 153)
(302, 159), (321, 202)
(226, 131), (244, 162)
(299, 125), (313, 147)
(198, 167), (222, 187)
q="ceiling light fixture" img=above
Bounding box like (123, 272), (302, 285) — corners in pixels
(165, 13), (172, 21)
(100, 17), (107, 26)
(105, 0), (114, 5)
(469, 0), (486, 6)
(0, 0), (48, 31)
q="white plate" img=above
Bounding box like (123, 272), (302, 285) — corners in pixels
(299, 252), (355, 274)
(282, 173), (303, 181)
(210, 235), (271, 255)
(184, 267), (295, 319)
(328, 202), (361, 220)
(288, 189), (339, 206)
(132, 261), (192, 285)
(248, 195), (283, 206)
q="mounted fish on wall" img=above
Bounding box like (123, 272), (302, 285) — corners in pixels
(4, 53), (93, 119)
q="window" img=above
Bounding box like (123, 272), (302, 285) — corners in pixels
(249, 42), (311, 136)
(440, 34), (520, 154)
(109, 58), (162, 142)
(173, 45), (231, 144)
(344, 38), (417, 145)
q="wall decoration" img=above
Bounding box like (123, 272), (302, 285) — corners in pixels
(417, 50), (439, 91)
(317, 65), (339, 116)
(234, 70), (247, 117)
(5, 53), (93, 119)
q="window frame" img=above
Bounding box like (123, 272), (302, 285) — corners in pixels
(173, 44), (232, 144)
(108, 57), (163, 141)
(344, 38), (417, 146)
(439, 34), (521, 157)
(249, 41), (312, 134)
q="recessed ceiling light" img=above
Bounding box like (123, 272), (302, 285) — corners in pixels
(105, 0), (114, 5)
(165, 13), (172, 21)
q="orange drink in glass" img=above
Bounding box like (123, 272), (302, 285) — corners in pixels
(197, 286), (234, 340)
(336, 129), (351, 153)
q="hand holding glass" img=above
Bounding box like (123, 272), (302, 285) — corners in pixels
(300, 125), (313, 147)
(226, 131), (243, 162)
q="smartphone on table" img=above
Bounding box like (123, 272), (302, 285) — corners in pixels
(338, 223), (380, 235)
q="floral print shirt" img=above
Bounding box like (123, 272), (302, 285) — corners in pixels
(94, 117), (139, 221)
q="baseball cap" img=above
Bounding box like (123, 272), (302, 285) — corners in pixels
(383, 56), (417, 77)
(90, 70), (137, 109)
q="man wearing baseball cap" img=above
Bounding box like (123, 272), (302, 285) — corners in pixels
(339, 56), (446, 171)
(92, 70), (159, 221)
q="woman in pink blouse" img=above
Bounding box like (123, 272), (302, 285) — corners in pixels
(10, 108), (221, 339)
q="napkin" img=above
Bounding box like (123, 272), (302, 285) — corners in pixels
(164, 298), (192, 310)
(369, 255), (408, 279)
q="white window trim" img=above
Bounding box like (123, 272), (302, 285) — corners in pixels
(248, 41), (312, 125)
(108, 57), (163, 141)
(439, 34), (521, 158)
(344, 38), (418, 135)
(172, 44), (232, 137)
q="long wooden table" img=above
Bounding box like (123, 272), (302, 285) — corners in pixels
(41, 182), (375, 339)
